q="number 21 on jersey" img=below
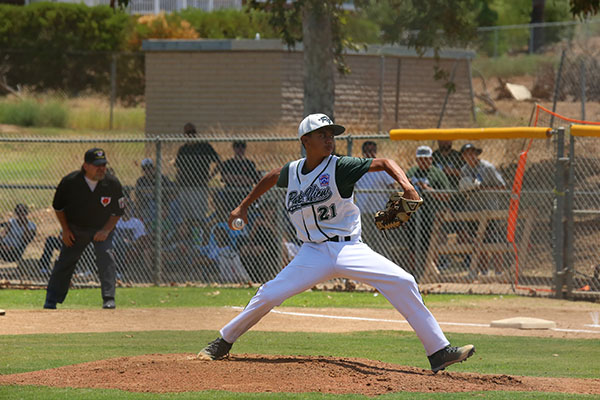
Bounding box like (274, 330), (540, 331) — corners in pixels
(317, 204), (337, 221)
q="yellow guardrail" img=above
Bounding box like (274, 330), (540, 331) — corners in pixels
(570, 124), (600, 137)
(389, 127), (552, 141)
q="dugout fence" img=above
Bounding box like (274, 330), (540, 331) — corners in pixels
(0, 124), (598, 300)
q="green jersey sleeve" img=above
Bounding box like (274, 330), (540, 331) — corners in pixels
(336, 156), (373, 198)
(276, 162), (291, 188)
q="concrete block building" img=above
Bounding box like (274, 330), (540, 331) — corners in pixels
(142, 39), (475, 136)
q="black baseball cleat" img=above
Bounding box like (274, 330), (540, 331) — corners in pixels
(197, 337), (232, 360)
(102, 299), (116, 309)
(43, 301), (57, 310)
(428, 344), (475, 373)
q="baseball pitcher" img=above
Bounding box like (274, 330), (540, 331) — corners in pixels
(198, 114), (475, 373)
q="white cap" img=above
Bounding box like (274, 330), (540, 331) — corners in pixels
(416, 145), (433, 158)
(141, 158), (154, 167)
(298, 113), (345, 139)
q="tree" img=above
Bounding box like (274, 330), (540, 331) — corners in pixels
(249, 0), (478, 118)
(531, 0), (545, 53)
(570, 0), (600, 17)
(110, 0), (130, 10)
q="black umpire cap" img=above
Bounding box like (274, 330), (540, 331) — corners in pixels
(84, 148), (108, 166)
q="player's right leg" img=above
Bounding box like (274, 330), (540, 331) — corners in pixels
(44, 228), (92, 308)
(198, 242), (335, 360)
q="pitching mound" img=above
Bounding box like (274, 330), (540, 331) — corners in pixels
(1, 354), (599, 395)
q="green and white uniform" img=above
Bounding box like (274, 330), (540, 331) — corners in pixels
(283, 155), (364, 242)
(220, 155), (451, 356)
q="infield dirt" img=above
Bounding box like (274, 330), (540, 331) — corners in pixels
(1, 296), (600, 395)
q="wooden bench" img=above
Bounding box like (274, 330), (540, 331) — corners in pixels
(421, 209), (535, 284)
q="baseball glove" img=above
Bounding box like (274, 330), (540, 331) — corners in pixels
(374, 192), (423, 230)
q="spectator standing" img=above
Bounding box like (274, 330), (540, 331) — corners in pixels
(0, 203), (37, 263)
(354, 141), (396, 255)
(175, 123), (221, 221)
(43, 148), (125, 310)
(217, 141), (261, 220)
(134, 158), (171, 226)
(458, 143), (506, 277)
(406, 146), (450, 278)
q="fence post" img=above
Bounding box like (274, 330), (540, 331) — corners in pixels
(345, 135), (353, 156)
(529, 26), (534, 55)
(493, 28), (498, 58)
(565, 134), (576, 299)
(553, 127), (567, 298)
(467, 58), (476, 123)
(395, 58), (401, 126)
(109, 53), (117, 131)
(378, 55), (385, 133)
(550, 50), (566, 127)
(153, 138), (163, 285)
(580, 58), (586, 121)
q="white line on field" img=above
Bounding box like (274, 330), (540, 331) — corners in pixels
(230, 306), (600, 334)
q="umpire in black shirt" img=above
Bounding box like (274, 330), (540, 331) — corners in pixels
(44, 148), (125, 310)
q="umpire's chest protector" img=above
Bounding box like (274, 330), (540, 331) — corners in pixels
(286, 155), (361, 243)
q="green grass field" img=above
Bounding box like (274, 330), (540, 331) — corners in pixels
(1, 288), (599, 399)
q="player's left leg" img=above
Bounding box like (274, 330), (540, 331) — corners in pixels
(334, 241), (474, 371)
(94, 230), (117, 309)
(334, 241), (448, 354)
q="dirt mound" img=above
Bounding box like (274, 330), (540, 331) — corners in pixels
(1, 353), (599, 395)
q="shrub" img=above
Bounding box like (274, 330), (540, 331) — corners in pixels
(0, 97), (68, 128)
(0, 99), (39, 127)
(37, 99), (68, 128)
(127, 12), (199, 50)
(176, 7), (278, 40)
(0, 4), (130, 98)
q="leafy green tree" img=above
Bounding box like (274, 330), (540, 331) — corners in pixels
(570, 0), (600, 17)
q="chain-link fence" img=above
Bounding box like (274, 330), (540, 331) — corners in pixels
(474, 20), (598, 58)
(0, 132), (596, 299)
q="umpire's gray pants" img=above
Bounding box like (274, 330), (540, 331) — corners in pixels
(45, 225), (117, 304)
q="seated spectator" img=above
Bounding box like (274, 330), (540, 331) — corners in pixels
(238, 200), (283, 283)
(114, 203), (146, 245)
(113, 200), (146, 279)
(38, 234), (61, 274)
(199, 222), (250, 284)
(123, 184), (183, 282)
(39, 231), (95, 276)
(432, 140), (464, 191)
(0, 204), (37, 263)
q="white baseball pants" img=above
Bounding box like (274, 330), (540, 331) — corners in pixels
(220, 240), (450, 356)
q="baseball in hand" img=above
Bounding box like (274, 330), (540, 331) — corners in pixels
(232, 218), (245, 230)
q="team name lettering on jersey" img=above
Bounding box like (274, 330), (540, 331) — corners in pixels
(287, 184), (333, 213)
